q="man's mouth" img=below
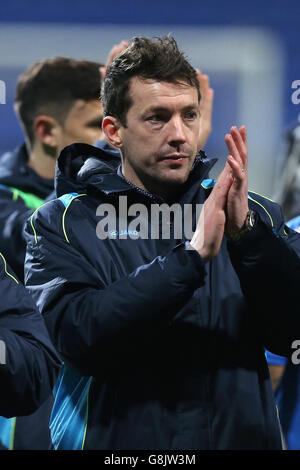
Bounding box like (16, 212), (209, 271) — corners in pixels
(160, 154), (187, 161)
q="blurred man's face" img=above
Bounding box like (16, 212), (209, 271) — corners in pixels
(119, 78), (200, 196)
(56, 99), (103, 153)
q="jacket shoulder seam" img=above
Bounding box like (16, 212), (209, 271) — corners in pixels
(59, 193), (87, 243)
(30, 198), (62, 244)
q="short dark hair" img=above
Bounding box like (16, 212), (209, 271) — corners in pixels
(15, 57), (103, 144)
(102, 35), (200, 126)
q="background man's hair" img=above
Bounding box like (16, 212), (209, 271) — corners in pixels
(102, 35), (200, 126)
(15, 57), (103, 144)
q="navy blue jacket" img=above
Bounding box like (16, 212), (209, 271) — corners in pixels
(0, 254), (60, 420)
(24, 143), (300, 450)
(0, 144), (54, 280)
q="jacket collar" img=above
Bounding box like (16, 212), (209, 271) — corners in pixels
(85, 152), (217, 200)
(0, 143), (54, 198)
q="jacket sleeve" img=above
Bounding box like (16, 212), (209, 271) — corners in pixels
(0, 254), (61, 418)
(24, 201), (207, 377)
(0, 187), (34, 281)
(227, 208), (300, 356)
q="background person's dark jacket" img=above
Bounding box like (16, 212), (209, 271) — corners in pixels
(0, 254), (61, 418)
(24, 143), (300, 450)
(0, 144), (57, 450)
(0, 144), (53, 281)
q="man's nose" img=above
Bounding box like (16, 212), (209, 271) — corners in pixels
(167, 117), (186, 146)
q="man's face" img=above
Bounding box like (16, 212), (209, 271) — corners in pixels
(119, 78), (200, 195)
(55, 99), (103, 153)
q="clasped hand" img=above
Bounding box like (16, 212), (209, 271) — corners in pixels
(190, 126), (249, 261)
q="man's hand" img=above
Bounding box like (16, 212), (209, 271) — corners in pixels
(225, 126), (249, 238)
(190, 162), (233, 261)
(196, 69), (214, 150)
(100, 40), (129, 81)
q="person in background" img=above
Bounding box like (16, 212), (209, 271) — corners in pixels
(0, 252), (60, 449)
(0, 55), (104, 451)
(273, 123), (300, 222)
(266, 214), (300, 450)
(0, 56), (104, 282)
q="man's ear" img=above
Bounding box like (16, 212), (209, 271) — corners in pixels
(102, 116), (123, 148)
(34, 115), (60, 147)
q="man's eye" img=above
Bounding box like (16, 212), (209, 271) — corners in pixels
(185, 112), (197, 120)
(148, 115), (163, 122)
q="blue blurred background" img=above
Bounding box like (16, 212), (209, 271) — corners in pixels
(0, 0), (299, 196)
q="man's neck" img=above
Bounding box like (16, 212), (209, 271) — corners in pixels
(27, 143), (57, 180)
(121, 165), (182, 202)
